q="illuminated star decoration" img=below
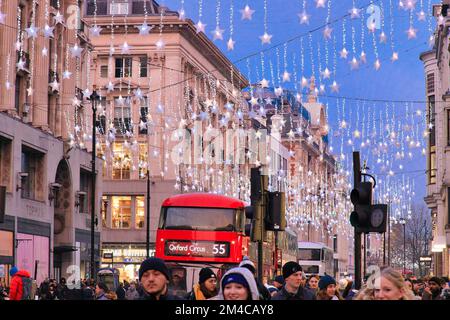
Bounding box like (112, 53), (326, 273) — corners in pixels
(340, 47), (349, 59)
(155, 38), (165, 50)
(109, 45), (115, 56)
(49, 79), (60, 92)
(391, 52), (399, 62)
(417, 10), (426, 21)
(0, 11), (6, 25)
(195, 21), (206, 34)
(27, 87), (33, 96)
(323, 26), (333, 39)
(350, 57), (359, 70)
(259, 32), (272, 45)
(260, 78), (269, 88)
(315, 0), (326, 8)
(5, 81), (11, 90)
(25, 25), (39, 39)
(83, 89), (92, 100)
(136, 22), (153, 36)
(121, 41), (131, 54)
(211, 25), (224, 41)
(43, 24), (54, 38)
(330, 81), (339, 93)
(404, 0), (417, 10)
(227, 38), (235, 51)
(106, 81), (114, 93)
(282, 71), (291, 82)
(298, 11), (311, 25)
(72, 97), (81, 107)
(70, 44), (83, 58)
(54, 11), (64, 24)
(42, 47), (48, 57)
(368, 21), (376, 33)
(16, 59), (26, 71)
(406, 26), (417, 39)
(360, 51), (367, 64)
(374, 59), (381, 70)
(321, 68), (331, 79)
(178, 8), (186, 21)
(63, 70), (72, 79)
(90, 25), (102, 37)
(349, 7), (361, 19)
(379, 31), (387, 43)
(240, 5), (255, 20)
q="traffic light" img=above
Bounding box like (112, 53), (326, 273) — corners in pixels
(265, 191), (286, 231)
(248, 167), (267, 242)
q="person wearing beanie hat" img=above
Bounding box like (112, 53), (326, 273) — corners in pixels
(215, 267), (259, 300)
(138, 257), (181, 300)
(9, 266), (18, 277)
(272, 261), (315, 300)
(317, 275), (341, 300)
(239, 258), (271, 300)
(186, 268), (218, 300)
(423, 276), (444, 300)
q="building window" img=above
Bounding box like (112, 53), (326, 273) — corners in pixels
(428, 95), (435, 147)
(110, 1), (129, 15)
(114, 97), (132, 133)
(136, 196), (145, 229)
(429, 145), (436, 184)
(86, 0), (108, 15)
(0, 138), (12, 190)
(21, 147), (44, 200)
(426, 73), (435, 95)
(112, 143), (131, 180)
(139, 144), (148, 179)
(100, 65), (108, 78)
(115, 57), (132, 78)
(111, 196), (131, 229)
(139, 97), (148, 134)
(79, 170), (91, 214)
(132, 1), (153, 14)
(102, 196), (108, 228)
(139, 56), (148, 77)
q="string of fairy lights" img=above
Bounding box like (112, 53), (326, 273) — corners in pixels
(0, 0), (441, 244)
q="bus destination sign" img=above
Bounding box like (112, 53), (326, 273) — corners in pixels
(164, 240), (230, 258)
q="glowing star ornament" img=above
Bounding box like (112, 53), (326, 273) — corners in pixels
(260, 78), (269, 88)
(391, 52), (399, 62)
(323, 26), (333, 39)
(374, 59), (381, 70)
(240, 5), (255, 20)
(155, 38), (165, 50)
(49, 79), (60, 92)
(70, 44), (83, 58)
(26, 87), (33, 97)
(211, 26), (224, 41)
(340, 47), (349, 59)
(42, 47), (48, 57)
(406, 26), (417, 39)
(368, 21), (376, 33)
(405, 0), (417, 10)
(379, 31), (387, 43)
(227, 38), (235, 51)
(417, 10), (426, 21)
(259, 32), (272, 44)
(275, 87), (283, 96)
(321, 67), (331, 79)
(121, 42), (131, 54)
(90, 25), (102, 37)
(298, 11), (311, 25)
(178, 8), (186, 21)
(54, 11), (64, 24)
(330, 81), (339, 93)
(301, 76), (309, 88)
(62, 70), (72, 80)
(316, 0), (326, 8)
(109, 45), (115, 56)
(43, 24), (54, 38)
(350, 57), (359, 70)
(195, 21), (206, 34)
(360, 51), (367, 64)
(83, 89), (92, 100)
(16, 59), (26, 71)
(25, 25), (39, 39)
(282, 71), (291, 82)
(72, 97), (81, 107)
(0, 11), (5, 24)
(349, 7), (361, 19)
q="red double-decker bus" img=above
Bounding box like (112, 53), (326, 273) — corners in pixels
(155, 193), (250, 297)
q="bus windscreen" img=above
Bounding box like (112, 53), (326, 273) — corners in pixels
(163, 207), (236, 231)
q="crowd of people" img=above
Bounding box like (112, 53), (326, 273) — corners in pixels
(1, 257), (450, 301)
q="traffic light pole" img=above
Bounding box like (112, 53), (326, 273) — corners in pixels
(353, 152), (362, 290)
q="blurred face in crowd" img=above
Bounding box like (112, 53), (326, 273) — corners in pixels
(223, 283), (249, 300)
(204, 278), (217, 293)
(413, 281), (424, 294)
(172, 270), (184, 287)
(141, 270), (168, 296)
(404, 280), (413, 291)
(428, 281), (441, 295)
(374, 277), (404, 300)
(308, 277), (319, 289)
(285, 271), (302, 292)
(95, 285), (104, 297)
(326, 284), (337, 298)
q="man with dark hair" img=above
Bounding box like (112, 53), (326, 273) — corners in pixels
(422, 277), (444, 300)
(272, 261), (315, 300)
(138, 257), (181, 300)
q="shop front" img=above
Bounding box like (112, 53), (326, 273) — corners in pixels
(0, 215), (15, 286)
(101, 243), (155, 283)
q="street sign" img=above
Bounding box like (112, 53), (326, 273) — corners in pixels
(103, 252), (113, 259)
(420, 256), (432, 262)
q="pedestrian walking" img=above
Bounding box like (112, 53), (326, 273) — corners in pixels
(186, 267), (218, 300)
(95, 282), (111, 300)
(422, 277), (444, 300)
(306, 275), (319, 295)
(125, 281), (140, 300)
(272, 262), (315, 300)
(215, 267), (259, 301)
(372, 267), (415, 300)
(56, 278), (68, 300)
(116, 282), (126, 300)
(8, 266), (33, 300)
(239, 258), (271, 300)
(138, 257), (181, 300)
(317, 275), (341, 300)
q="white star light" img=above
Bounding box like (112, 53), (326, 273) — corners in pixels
(25, 25), (39, 39)
(379, 31), (387, 43)
(417, 10), (426, 21)
(321, 67), (331, 79)
(121, 42), (131, 54)
(27, 87), (33, 96)
(250, 96), (259, 106)
(298, 11), (311, 25)
(350, 57), (359, 70)
(16, 59), (26, 71)
(70, 44), (83, 58)
(15, 41), (22, 51)
(134, 88), (143, 99)
(240, 5), (255, 20)
(72, 97), (81, 107)
(155, 38), (165, 50)
(360, 51), (367, 64)
(5, 81), (11, 90)
(227, 38), (235, 51)
(330, 81), (339, 93)
(178, 8), (186, 21)
(275, 87), (283, 96)
(90, 25), (102, 37)
(63, 70), (72, 79)
(211, 26), (224, 41)
(323, 26), (333, 39)
(43, 24), (54, 38)
(406, 26), (417, 39)
(368, 21), (376, 33)
(54, 11), (64, 24)
(301, 76), (309, 88)
(137, 22), (153, 36)
(49, 79), (60, 92)
(340, 47), (349, 59)
(282, 71), (291, 82)
(195, 21), (207, 34)
(83, 89), (92, 100)
(259, 32), (273, 44)
(391, 52), (399, 62)
(260, 78), (269, 88)
(42, 47), (48, 57)
(349, 7), (361, 19)
(315, 0), (326, 8)
(0, 11), (6, 25)
(374, 59), (381, 70)
(405, 0), (417, 10)
(106, 81), (114, 93)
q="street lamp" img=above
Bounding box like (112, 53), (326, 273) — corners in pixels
(89, 89), (100, 280)
(399, 217), (406, 275)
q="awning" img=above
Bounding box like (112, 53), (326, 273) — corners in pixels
(53, 245), (78, 253)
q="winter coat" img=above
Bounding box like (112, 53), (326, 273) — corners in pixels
(139, 289), (182, 300)
(215, 267), (260, 301)
(116, 286), (126, 300)
(272, 285), (317, 300)
(186, 283), (218, 300)
(9, 270), (31, 300)
(125, 288), (140, 300)
(95, 293), (110, 300)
